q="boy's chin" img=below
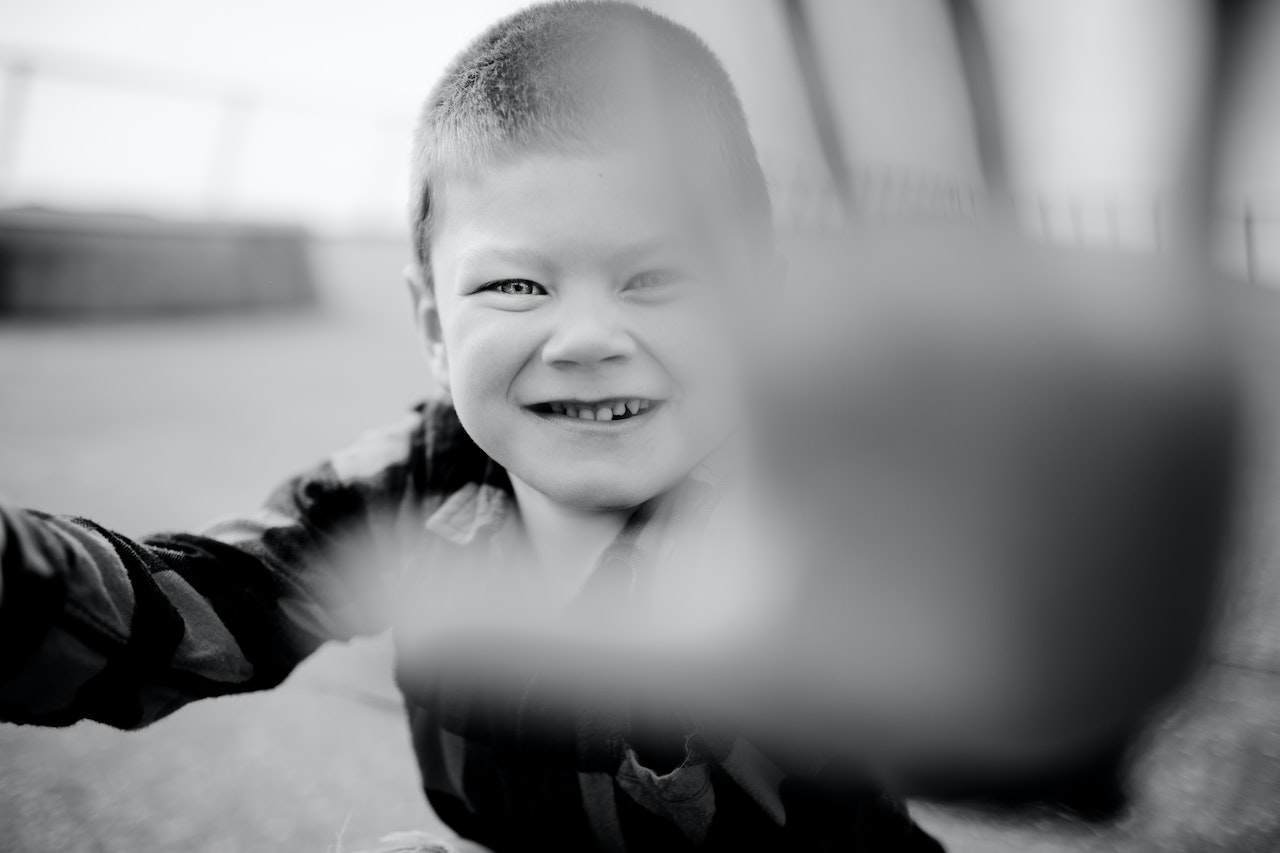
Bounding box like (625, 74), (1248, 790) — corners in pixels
(521, 469), (673, 512)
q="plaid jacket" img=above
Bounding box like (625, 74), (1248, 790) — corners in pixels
(0, 401), (942, 852)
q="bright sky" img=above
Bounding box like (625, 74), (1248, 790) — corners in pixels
(0, 0), (533, 229)
(0, 0), (525, 116)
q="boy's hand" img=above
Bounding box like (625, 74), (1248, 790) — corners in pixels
(732, 223), (1236, 792)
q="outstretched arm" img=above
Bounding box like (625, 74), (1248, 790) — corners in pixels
(0, 405), (440, 729)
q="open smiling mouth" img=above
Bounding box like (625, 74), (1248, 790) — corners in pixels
(527, 398), (660, 423)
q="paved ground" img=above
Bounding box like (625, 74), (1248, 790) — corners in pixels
(0, 240), (451, 853)
(1, 238), (1279, 852)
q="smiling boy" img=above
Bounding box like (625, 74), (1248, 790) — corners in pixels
(0, 3), (942, 851)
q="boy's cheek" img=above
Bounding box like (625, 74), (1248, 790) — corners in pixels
(442, 314), (534, 400)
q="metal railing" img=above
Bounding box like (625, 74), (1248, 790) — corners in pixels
(0, 47), (412, 227)
(766, 162), (1280, 285)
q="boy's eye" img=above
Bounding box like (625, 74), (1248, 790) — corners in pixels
(626, 271), (679, 292)
(483, 279), (546, 296)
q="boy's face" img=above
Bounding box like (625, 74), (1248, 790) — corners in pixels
(424, 147), (754, 510)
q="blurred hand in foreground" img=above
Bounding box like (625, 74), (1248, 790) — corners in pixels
(358, 223), (1238, 811)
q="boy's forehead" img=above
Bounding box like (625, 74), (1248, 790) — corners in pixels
(430, 146), (745, 264)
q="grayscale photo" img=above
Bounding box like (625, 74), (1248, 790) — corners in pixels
(0, 1), (1277, 851)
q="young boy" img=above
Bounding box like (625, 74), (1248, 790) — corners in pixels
(0, 3), (943, 850)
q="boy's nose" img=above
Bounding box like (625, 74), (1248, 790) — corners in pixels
(541, 300), (637, 367)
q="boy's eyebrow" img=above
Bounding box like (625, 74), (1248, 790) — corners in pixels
(610, 235), (689, 265)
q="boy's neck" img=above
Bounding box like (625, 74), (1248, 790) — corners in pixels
(509, 476), (635, 601)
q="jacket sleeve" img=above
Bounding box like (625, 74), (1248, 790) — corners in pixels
(0, 407), (435, 729)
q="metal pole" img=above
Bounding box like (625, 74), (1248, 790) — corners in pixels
(0, 60), (34, 199)
(1244, 204), (1256, 283)
(1153, 198), (1163, 253)
(779, 0), (854, 219)
(205, 92), (255, 216)
(945, 0), (1008, 202)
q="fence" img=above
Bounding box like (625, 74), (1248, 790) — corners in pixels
(766, 160), (1280, 286)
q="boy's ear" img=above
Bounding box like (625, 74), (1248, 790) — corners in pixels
(403, 262), (449, 391)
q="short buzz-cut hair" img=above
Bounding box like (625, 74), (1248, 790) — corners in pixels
(409, 0), (771, 267)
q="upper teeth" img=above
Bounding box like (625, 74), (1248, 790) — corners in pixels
(549, 399), (650, 420)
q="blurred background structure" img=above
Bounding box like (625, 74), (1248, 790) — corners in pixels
(1, 0), (1278, 290)
(1, 1), (1279, 851)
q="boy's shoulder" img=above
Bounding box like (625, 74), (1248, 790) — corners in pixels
(206, 401), (507, 556)
(327, 399), (505, 503)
